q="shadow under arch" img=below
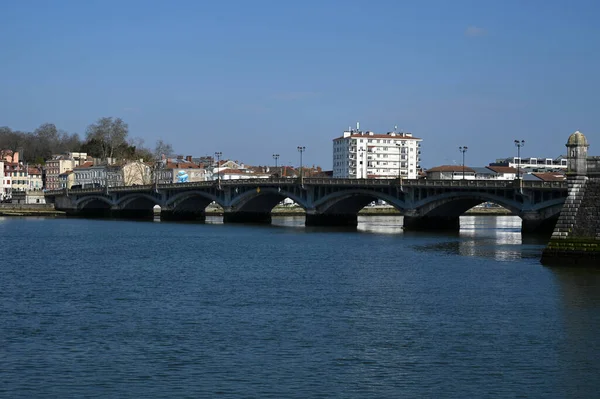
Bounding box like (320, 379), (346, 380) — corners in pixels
(224, 187), (306, 224)
(414, 191), (522, 218)
(230, 187), (307, 213)
(163, 190), (222, 222)
(313, 189), (407, 215)
(74, 196), (114, 218)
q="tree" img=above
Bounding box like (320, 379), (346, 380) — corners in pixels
(85, 117), (129, 160)
(154, 139), (174, 160)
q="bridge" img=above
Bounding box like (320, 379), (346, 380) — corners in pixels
(45, 178), (568, 234)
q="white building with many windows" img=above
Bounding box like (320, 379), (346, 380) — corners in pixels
(333, 128), (422, 179)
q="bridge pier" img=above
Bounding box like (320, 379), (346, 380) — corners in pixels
(305, 213), (358, 227)
(223, 211), (272, 224)
(161, 209), (206, 222)
(542, 131), (600, 266)
(403, 215), (460, 231)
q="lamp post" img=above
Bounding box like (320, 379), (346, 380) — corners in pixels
(272, 154), (279, 177)
(514, 140), (525, 179)
(297, 146), (305, 184)
(214, 151), (222, 183)
(459, 146), (468, 180)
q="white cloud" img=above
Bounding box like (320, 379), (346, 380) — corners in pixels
(465, 26), (487, 37)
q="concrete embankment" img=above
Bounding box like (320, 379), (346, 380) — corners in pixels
(0, 204), (65, 217)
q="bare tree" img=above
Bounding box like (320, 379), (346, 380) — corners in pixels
(154, 139), (174, 160)
(85, 117), (129, 160)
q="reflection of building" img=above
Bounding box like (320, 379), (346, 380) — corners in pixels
(333, 128), (422, 179)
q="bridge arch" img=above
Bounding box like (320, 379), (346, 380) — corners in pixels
(413, 192), (522, 218)
(117, 193), (163, 210)
(76, 195), (114, 210)
(230, 187), (307, 213)
(165, 190), (222, 212)
(313, 189), (408, 214)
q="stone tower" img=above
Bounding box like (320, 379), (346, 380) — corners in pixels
(566, 131), (588, 176)
(541, 131), (600, 266)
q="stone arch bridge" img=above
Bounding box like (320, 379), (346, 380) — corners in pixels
(45, 178), (567, 233)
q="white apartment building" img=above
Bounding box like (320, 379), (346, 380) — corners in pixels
(333, 128), (422, 179)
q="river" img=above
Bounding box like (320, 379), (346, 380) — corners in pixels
(1, 215), (599, 398)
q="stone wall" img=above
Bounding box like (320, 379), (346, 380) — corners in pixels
(541, 176), (600, 266)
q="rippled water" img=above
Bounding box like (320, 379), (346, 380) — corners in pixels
(1, 216), (599, 398)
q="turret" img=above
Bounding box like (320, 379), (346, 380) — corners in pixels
(566, 131), (589, 176)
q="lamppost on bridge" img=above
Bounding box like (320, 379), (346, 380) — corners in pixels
(514, 140), (525, 179)
(214, 151), (222, 184)
(297, 146), (305, 185)
(272, 154), (279, 177)
(459, 146), (468, 180)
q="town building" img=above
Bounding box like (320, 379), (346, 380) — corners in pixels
(155, 157), (209, 184)
(491, 156), (567, 172)
(45, 152), (88, 190)
(27, 167), (43, 190)
(59, 170), (75, 189)
(0, 161), (7, 200)
(425, 165), (523, 180)
(73, 162), (122, 188)
(333, 127), (422, 179)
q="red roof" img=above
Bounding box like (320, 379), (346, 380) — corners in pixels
(74, 162), (94, 169)
(486, 165), (518, 174)
(166, 161), (200, 169)
(532, 172), (566, 181)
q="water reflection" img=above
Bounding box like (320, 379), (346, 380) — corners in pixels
(548, 266), (600, 396)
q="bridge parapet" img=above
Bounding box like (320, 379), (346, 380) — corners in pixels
(587, 156), (600, 175)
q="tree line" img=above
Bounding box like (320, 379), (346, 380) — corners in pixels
(0, 117), (174, 164)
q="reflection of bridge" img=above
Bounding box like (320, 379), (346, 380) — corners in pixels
(45, 178), (568, 233)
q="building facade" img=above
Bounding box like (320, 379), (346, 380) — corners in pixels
(333, 129), (422, 179)
(491, 156), (567, 172)
(59, 170), (75, 189)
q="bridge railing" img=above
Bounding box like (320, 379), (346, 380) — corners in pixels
(44, 177), (567, 196)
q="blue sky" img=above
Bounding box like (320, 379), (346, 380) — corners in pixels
(1, 0), (599, 168)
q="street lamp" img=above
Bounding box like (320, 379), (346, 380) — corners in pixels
(272, 154), (279, 177)
(459, 146), (468, 180)
(514, 140), (525, 179)
(297, 146), (305, 183)
(214, 151), (222, 183)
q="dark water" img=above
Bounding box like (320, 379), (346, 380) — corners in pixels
(1, 215), (600, 398)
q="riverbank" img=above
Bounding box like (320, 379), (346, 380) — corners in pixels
(0, 204), (65, 217)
